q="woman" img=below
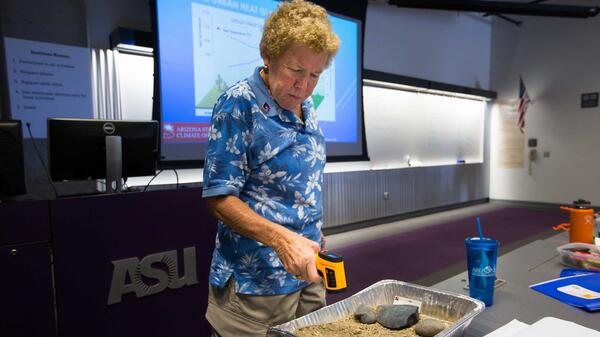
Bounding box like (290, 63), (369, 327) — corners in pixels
(202, 0), (339, 336)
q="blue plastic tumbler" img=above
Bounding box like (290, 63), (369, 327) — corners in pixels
(465, 237), (499, 307)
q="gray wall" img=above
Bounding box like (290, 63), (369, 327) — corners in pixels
(85, 0), (151, 49)
(489, 3), (600, 205)
(364, 2), (492, 90)
(0, 0), (87, 47)
(323, 164), (487, 228)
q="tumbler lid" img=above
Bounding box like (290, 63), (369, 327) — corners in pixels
(465, 237), (499, 250)
(572, 199), (592, 209)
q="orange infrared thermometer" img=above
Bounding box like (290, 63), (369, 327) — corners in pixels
(315, 251), (347, 293)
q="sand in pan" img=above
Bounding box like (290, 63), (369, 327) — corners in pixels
(296, 313), (453, 337)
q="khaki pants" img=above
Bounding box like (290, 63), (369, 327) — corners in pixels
(206, 279), (326, 337)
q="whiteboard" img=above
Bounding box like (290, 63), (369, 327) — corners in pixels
(363, 85), (485, 169)
(111, 54), (485, 174)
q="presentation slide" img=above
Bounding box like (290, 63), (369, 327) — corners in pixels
(154, 0), (363, 162)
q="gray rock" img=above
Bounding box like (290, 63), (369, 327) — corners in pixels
(415, 318), (446, 337)
(354, 304), (377, 324)
(376, 304), (419, 330)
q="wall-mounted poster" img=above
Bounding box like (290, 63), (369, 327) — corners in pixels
(494, 100), (525, 169)
(4, 37), (93, 138)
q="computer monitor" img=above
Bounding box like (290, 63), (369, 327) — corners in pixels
(48, 118), (159, 192)
(0, 120), (26, 198)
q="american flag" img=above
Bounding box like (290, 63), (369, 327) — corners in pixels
(517, 77), (530, 133)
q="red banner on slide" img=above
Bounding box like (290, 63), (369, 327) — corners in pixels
(162, 122), (210, 143)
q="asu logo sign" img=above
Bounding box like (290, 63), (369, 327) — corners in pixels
(107, 247), (199, 305)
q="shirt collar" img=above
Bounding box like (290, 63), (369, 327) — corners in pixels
(247, 67), (308, 125)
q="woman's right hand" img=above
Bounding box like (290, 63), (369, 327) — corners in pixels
(271, 229), (321, 283)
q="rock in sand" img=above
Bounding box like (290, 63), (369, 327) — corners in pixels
(414, 318), (446, 337)
(376, 304), (419, 330)
(354, 304), (377, 324)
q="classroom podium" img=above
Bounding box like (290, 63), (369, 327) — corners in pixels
(0, 200), (55, 337)
(1, 188), (217, 337)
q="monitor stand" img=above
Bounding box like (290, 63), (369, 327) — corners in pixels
(105, 136), (123, 193)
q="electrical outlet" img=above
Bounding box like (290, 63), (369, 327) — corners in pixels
(383, 192), (389, 200)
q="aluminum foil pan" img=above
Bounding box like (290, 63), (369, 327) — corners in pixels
(269, 279), (485, 337)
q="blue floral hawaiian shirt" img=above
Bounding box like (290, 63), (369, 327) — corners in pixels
(202, 67), (326, 295)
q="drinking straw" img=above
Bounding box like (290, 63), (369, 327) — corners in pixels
(477, 217), (484, 240)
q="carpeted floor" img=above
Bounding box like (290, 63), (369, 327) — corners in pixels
(327, 206), (567, 303)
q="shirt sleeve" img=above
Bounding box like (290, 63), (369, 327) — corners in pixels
(202, 95), (251, 198)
